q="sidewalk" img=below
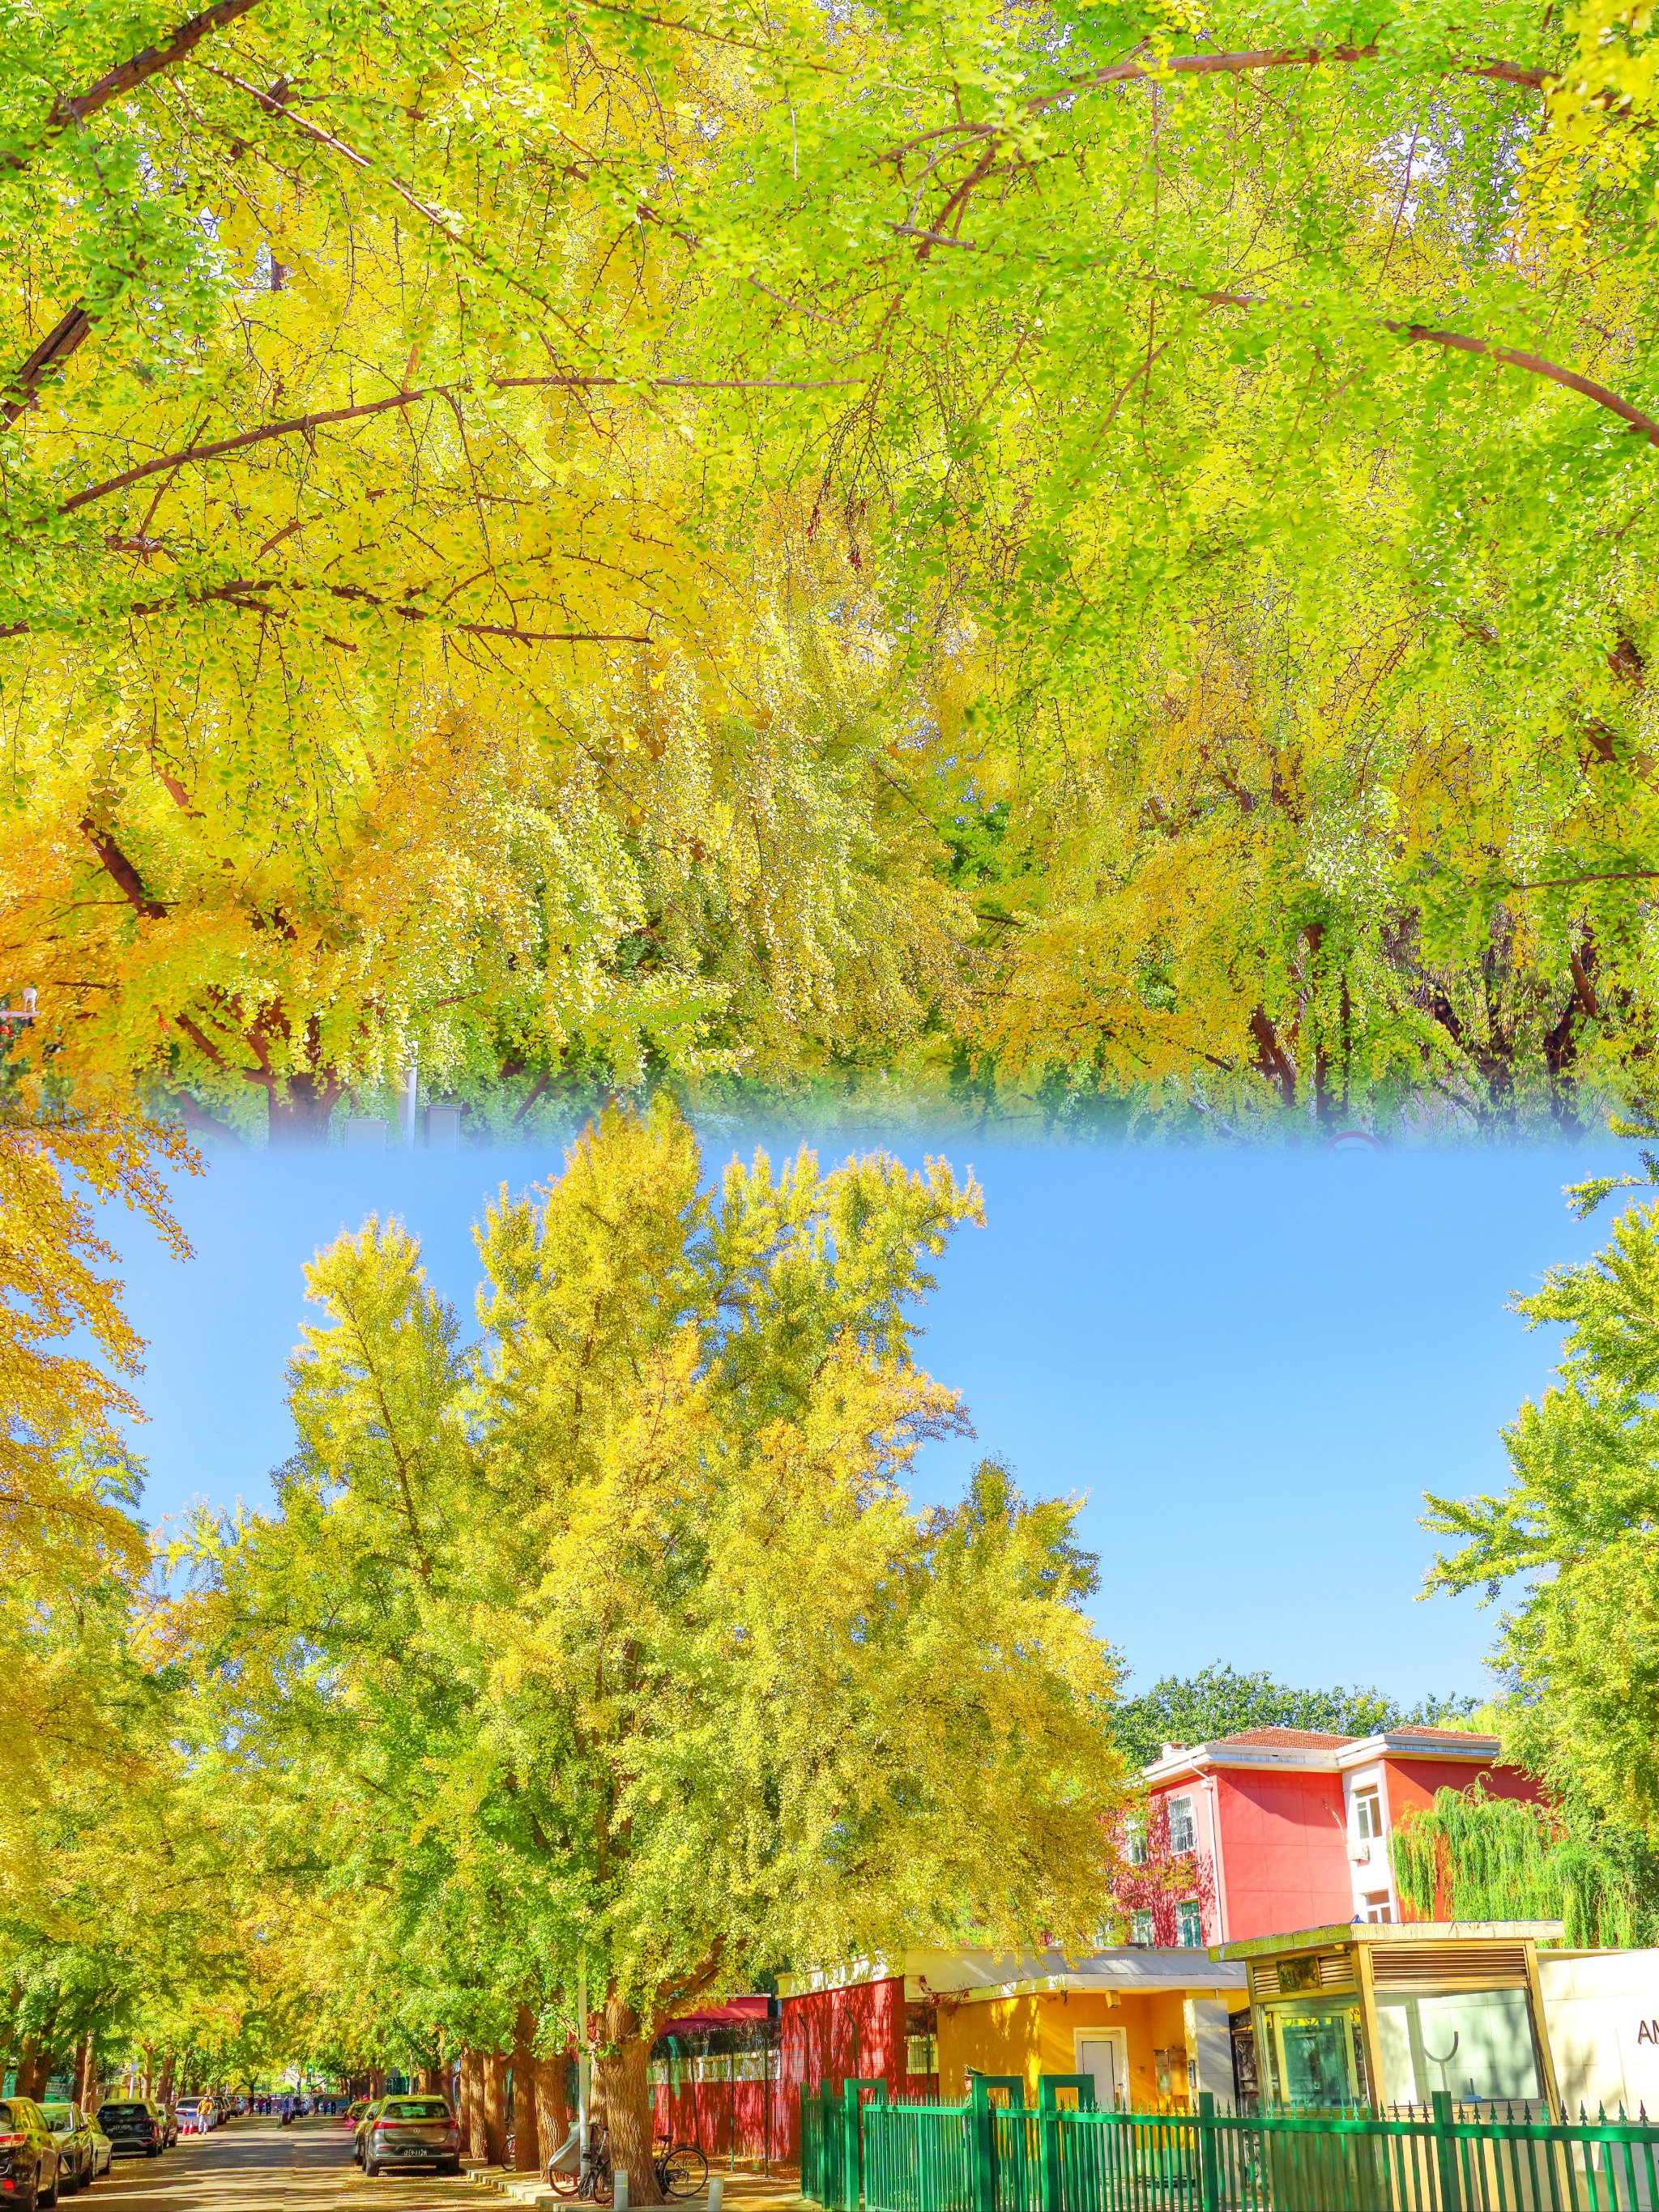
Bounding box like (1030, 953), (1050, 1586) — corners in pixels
(468, 2163), (805, 2212)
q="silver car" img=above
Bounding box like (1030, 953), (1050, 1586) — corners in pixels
(355, 2096), (461, 2177)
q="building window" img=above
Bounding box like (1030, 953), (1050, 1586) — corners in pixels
(1353, 1784), (1384, 1840)
(1177, 1899), (1204, 1948)
(1131, 1910), (1155, 1946)
(905, 2001), (937, 2081)
(1362, 1890), (1392, 1923)
(1167, 1795), (1196, 1855)
(1126, 1815), (1148, 1865)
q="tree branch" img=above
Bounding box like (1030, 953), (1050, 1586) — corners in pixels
(1388, 319), (1659, 442)
(173, 1015), (230, 1071)
(173, 1093), (246, 1145)
(3, 571), (653, 645)
(3, 305), (95, 424)
(79, 820), (166, 919)
(3, 0), (264, 171)
(55, 371), (866, 516)
(191, 576), (651, 644)
(1151, 275), (1659, 445)
(876, 41), (1550, 163)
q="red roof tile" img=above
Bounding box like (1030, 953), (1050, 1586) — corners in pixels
(1216, 1728), (1357, 1749)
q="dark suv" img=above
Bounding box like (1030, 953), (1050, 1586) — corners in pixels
(96, 2099), (167, 2158)
(0, 2098), (63, 2209)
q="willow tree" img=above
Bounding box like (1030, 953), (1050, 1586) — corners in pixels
(1393, 1784), (1659, 1949)
(181, 1102), (1128, 2197)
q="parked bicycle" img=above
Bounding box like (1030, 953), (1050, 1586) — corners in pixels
(547, 2124), (710, 2202)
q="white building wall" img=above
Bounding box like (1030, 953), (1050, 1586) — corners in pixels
(1538, 1950), (1659, 2118)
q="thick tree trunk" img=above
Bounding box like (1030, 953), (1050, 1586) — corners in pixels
(533, 2050), (569, 2169)
(510, 2009), (540, 2173)
(483, 2049), (509, 2167)
(460, 2050), (485, 2162)
(595, 1997), (663, 2207)
(75, 2036), (95, 2109)
(15, 2041), (48, 2100)
(157, 2055), (175, 2105)
(267, 1072), (342, 1144)
(418, 2065), (445, 2095)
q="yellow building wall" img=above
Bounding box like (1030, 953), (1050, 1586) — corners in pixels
(937, 1991), (1202, 2110)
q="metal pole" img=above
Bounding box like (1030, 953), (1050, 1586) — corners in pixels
(578, 1956), (591, 2159)
(403, 1047), (419, 1148)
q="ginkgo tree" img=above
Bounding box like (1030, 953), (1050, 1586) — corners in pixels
(6, 0), (1659, 1128)
(178, 1102), (1129, 2197)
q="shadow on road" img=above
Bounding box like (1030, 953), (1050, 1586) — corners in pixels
(87, 2117), (475, 2212)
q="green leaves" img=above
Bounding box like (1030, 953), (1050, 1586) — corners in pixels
(1427, 1200), (1659, 1830)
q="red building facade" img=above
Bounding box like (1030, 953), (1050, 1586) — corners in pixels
(1117, 1725), (1540, 1949)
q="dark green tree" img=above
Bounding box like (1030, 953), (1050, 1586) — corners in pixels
(1111, 1663), (1476, 1771)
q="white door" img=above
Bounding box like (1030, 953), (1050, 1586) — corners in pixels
(1077, 2032), (1128, 2112)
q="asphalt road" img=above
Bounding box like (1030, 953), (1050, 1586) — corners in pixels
(79, 2116), (475, 2212)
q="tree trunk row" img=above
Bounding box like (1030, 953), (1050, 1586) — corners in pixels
(456, 2022), (573, 2178)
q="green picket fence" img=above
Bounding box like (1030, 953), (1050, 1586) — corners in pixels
(800, 2076), (1659, 2212)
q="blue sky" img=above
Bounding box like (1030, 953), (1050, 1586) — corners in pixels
(100, 1123), (1635, 1709)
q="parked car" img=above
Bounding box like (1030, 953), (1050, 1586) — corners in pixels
(38, 2106), (94, 2195)
(350, 2099), (382, 2163)
(81, 2114), (111, 2179)
(0, 2097), (65, 2208)
(354, 2095), (461, 2178)
(344, 2100), (368, 2128)
(95, 2100), (165, 2159)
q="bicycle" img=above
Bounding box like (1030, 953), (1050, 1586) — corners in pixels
(546, 2125), (710, 2202)
(654, 2141), (709, 2201)
(548, 2125), (612, 2202)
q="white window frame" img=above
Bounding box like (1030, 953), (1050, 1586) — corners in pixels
(1175, 1899), (1204, 1948)
(1345, 1767), (1397, 1919)
(1166, 1794), (1197, 1856)
(1126, 1814), (1148, 1866)
(1130, 1909), (1155, 1946)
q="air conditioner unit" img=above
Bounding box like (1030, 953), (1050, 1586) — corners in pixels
(1347, 1840), (1371, 1864)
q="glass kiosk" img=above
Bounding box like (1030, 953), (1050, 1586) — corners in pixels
(1218, 1921), (1568, 2116)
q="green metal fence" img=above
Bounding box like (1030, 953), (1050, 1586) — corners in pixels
(800, 2076), (1659, 2212)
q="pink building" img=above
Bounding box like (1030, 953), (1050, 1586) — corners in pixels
(1116, 1725), (1540, 1948)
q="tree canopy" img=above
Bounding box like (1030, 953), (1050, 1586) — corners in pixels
(3, 0), (1659, 1128)
(1110, 1660), (1477, 1769)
